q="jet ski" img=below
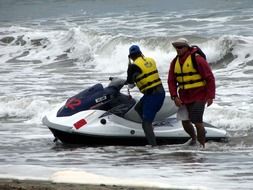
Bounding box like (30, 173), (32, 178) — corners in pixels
(42, 77), (228, 146)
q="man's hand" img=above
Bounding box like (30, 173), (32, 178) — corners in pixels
(174, 97), (183, 107)
(128, 83), (135, 89)
(206, 99), (213, 107)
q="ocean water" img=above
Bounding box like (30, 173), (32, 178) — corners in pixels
(0, 0), (253, 189)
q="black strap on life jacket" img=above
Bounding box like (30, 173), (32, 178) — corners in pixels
(175, 71), (199, 77)
(135, 69), (158, 82)
(191, 45), (206, 71)
(139, 78), (161, 91)
(177, 78), (204, 85)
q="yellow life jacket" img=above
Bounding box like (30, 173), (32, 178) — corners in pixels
(133, 57), (162, 93)
(174, 54), (206, 89)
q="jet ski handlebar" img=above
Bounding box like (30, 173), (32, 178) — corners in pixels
(108, 77), (127, 91)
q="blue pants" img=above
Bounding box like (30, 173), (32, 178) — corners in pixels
(135, 90), (165, 122)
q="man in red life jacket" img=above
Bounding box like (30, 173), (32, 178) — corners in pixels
(167, 38), (216, 148)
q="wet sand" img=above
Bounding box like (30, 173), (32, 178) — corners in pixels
(0, 178), (172, 190)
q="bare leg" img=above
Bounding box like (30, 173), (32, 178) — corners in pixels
(182, 120), (197, 144)
(195, 123), (206, 148)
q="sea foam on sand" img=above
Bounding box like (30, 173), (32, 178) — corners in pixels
(50, 170), (207, 190)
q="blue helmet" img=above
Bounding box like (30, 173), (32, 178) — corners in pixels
(129, 45), (141, 56)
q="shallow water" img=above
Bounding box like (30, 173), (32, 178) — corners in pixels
(1, 0), (253, 189)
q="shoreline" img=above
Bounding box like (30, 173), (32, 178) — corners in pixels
(0, 178), (176, 190)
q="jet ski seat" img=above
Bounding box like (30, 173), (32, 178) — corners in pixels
(123, 96), (178, 123)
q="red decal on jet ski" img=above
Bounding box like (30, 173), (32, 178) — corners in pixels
(74, 119), (87, 129)
(66, 98), (81, 110)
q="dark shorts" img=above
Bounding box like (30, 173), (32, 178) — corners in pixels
(135, 90), (165, 122)
(185, 101), (205, 123)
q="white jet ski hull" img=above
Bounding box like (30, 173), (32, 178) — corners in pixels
(42, 77), (228, 146)
(42, 109), (228, 146)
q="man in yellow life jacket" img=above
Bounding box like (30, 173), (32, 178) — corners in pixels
(127, 45), (165, 146)
(167, 38), (216, 148)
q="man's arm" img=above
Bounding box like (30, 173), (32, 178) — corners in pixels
(195, 55), (216, 100)
(127, 64), (141, 85)
(167, 59), (178, 97)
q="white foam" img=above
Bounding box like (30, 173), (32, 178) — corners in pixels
(205, 104), (253, 133)
(0, 96), (52, 123)
(91, 34), (252, 76)
(1, 19), (253, 136)
(50, 170), (207, 190)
